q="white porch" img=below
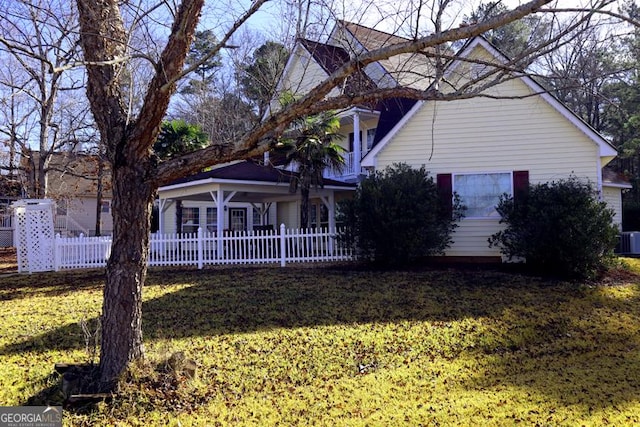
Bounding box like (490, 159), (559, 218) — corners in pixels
(157, 160), (355, 239)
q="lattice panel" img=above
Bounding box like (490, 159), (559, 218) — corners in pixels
(13, 200), (55, 273)
(14, 208), (29, 272)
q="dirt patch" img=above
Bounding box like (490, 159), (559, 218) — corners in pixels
(0, 248), (17, 273)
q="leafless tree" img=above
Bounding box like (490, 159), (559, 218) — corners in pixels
(0, 60), (36, 185)
(0, 0), (88, 198)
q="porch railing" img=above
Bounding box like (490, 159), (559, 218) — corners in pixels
(55, 214), (90, 237)
(50, 224), (353, 271)
(325, 151), (357, 179)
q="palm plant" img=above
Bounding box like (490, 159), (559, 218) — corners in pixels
(153, 119), (208, 160)
(279, 111), (345, 228)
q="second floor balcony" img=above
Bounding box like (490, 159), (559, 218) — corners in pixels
(324, 151), (361, 182)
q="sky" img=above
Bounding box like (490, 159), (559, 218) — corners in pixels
(240, 0), (595, 40)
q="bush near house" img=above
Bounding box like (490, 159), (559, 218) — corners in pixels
(339, 163), (464, 266)
(489, 177), (619, 280)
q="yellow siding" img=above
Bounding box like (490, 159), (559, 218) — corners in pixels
(274, 46), (340, 112)
(603, 187), (623, 228)
(376, 74), (601, 257)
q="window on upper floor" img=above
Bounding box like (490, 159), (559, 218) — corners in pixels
(349, 128), (377, 152)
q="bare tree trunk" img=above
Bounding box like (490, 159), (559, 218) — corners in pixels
(37, 153), (47, 198)
(94, 155), (104, 236)
(99, 157), (155, 385)
(25, 154), (36, 198)
(76, 0), (205, 387)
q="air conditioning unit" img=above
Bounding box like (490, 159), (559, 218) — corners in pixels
(619, 232), (640, 254)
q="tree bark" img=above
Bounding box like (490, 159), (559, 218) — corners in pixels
(99, 155), (155, 385)
(76, 0), (204, 386)
(94, 156), (104, 236)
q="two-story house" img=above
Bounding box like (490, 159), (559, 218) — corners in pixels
(158, 21), (629, 259)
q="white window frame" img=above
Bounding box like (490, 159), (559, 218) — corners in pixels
(229, 207), (247, 232)
(453, 171), (513, 219)
(252, 207), (270, 227)
(206, 207), (218, 233)
(181, 207), (200, 233)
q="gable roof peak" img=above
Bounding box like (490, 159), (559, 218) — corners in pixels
(332, 20), (412, 52)
(297, 38), (352, 74)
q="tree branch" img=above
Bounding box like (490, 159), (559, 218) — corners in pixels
(155, 0), (554, 184)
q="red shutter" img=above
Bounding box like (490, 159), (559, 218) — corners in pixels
(513, 170), (529, 202)
(437, 173), (453, 216)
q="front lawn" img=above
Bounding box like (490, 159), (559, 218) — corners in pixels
(1, 262), (640, 426)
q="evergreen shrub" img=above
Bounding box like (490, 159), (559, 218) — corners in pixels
(338, 163), (464, 266)
(489, 177), (619, 280)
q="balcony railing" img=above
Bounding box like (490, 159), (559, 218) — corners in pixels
(325, 151), (358, 180)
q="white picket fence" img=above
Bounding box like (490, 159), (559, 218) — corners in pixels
(51, 224), (353, 271)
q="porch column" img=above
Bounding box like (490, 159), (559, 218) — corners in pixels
(353, 112), (361, 176)
(211, 189), (237, 259)
(321, 193), (336, 254)
(214, 188), (225, 259)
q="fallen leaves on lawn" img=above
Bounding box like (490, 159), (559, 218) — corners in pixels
(1, 264), (639, 426)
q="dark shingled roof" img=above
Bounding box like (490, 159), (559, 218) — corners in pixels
(371, 97), (419, 148)
(167, 160), (356, 188)
(298, 38), (378, 95)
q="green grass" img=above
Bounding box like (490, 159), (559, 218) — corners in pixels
(1, 261), (640, 426)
